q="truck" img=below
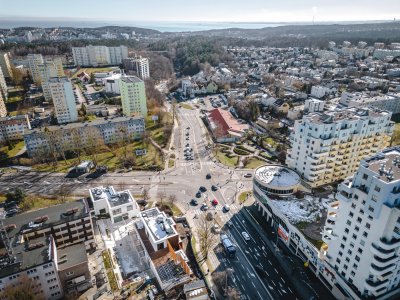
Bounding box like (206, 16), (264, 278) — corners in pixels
(221, 234), (236, 258)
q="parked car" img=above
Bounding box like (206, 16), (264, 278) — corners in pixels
(212, 224), (220, 234)
(201, 204), (209, 211)
(190, 199), (198, 206)
(206, 173), (212, 179)
(242, 231), (250, 241)
(227, 221), (233, 228)
(211, 185), (218, 191)
(199, 186), (207, 192)
(211, 199), (218, 206)
(196, 191), (202, 198)
(244, 173), (252, 178)
(223, 204), (230, 212)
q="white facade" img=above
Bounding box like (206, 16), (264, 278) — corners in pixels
(311, 86), (331, 99)
(24, 116), (145, 157)
(119, 76), (147, 117)
(103, 73), (122, 94)
(340, 92), (400, 114)
(48, 77), (78, 124)
(0, 115), (31, 143)
(305, 98), (325, 113)
(27, 53), (44, 83)
(181, 79), (192, 97)
(72, 45), (128, 66)
(134, 57), (150, 79)
(321, 147), (400, 299)
(286, 107), (393, 188)
(89, 186), (140, 223)
(0, 52), (13, 78)
(0, 91), (6, 118)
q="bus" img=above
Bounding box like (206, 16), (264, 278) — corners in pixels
(221, 234), (236, 258)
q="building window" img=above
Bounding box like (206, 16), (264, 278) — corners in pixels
(352, 234), (357, 240)
(362, 174), (368, 180)
(357, 217), (362, 223)
(366, 223), (371, 229)
(374, 186), (381, 192)
(346, 220), (351, 226)
(363, 232), (368, 238)
(354, 226), (359, 232)
(345, 228), (349, 233)
(353, 264), (358, 269)
(336, 258), (341, 264)
(339, 251), (343, 257)
(357, 248), (363, 254)
(340, 244), (345, 249)
(355, 256), (360, 262)
(349, 212), (354, 218)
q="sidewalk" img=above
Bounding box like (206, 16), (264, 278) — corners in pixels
(242, 205), (335, 300)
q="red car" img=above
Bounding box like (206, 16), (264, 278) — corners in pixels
(211, 199), (218, 206)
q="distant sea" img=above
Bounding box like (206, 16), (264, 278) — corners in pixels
(0, 18), (286, 32)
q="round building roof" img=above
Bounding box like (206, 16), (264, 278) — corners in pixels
(254, 165), (300, 188)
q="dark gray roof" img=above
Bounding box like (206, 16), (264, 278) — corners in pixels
(57, 243), (88, 271)
(3, 199), (90, 239)
(120, 75), (143, 84)
(183, 279), (206, 293)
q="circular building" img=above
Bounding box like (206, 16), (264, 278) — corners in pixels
(254, 165), (301, 195)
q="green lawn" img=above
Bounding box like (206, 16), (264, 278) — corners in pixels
(0, 141), (25, 161)
(168, 159), (175, 168)
(6, 94), (23, 103)
(71, 67), (113, 79)
(214, 148), (238, 167)
(392, 123), (400, 146)
(32, 140), (163, 173)
(244, 157), (266, 169)
(263, 137), (278, 148)
(102, 250), (118, 291)
(239, 191), (252, 203)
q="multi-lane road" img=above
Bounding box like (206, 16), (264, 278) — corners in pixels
(0, 104), (300, 299)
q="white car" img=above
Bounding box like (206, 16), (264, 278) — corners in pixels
(223, 204), (230, 212)
(242, 231), (250, 241)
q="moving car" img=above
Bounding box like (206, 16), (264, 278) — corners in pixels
(223, 204), (230, 212)
(211, 199), (218, 206)
(211, 185), (218, 191)
(201, 204), (209, 211)
(244, 173), (252, 178)
(242, 231), (250, 241)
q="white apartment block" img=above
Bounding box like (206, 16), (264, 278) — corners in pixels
(0, 92), (6, 118)
(0, 52), (13, 79)
(23, 116), (145, 157)
(0, 66), (7, 101)
(119, 76), (147, 117)
(286, 107), (393, 188)
(0, 115), (31, 143)
(27, 53), (45, 83)
(311, 86), (331, 99)
(103, 73), (122, 94)
(40, 58), (65, 101)
(134, 57), (150, 79)
(340, 92), (400, 114)
(48, 77), (78, 124)
(305, 98), (325, 113)
(321, 147), (400, 300)
(89, 186), (140, 223)
(72, 45), (128, 67)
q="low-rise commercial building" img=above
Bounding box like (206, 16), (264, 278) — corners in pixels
(24, 115), (145, 157)
(89, 186), (140, 223)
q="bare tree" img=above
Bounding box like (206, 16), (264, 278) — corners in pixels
(197, 214), (217, 261)
(3, 275), (44, 300)
(55, 183), (73, 203)
(118, 181), (127, 191)
(226, 287), (241, 300)
(157, 191), (167, 206)
(167, 194), (177, 206)
(70, 128), (84, 163)
(142, 187), (149, 203)
(85, 127), (104, 166)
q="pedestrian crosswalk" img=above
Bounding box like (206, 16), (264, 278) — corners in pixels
(178, 161), (215, 167)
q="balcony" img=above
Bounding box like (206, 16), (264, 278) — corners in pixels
(365, 278), (389, 292)
(377, 237), (400, 251)
(370, 262), (396, 278)
(371, 243), (396, 260)
(372, 254), (398, 268)
(336, 191), (352, 203)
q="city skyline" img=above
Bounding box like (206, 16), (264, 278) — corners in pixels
(0, 0), (399, 23)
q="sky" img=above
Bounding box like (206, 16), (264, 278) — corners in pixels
(0, 0), (399, 23)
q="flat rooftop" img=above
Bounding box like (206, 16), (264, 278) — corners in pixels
(2, 199), (90, 239)
(255, 165), (300, 188)
(90, 186), (134, 208)
(140, 208), (177, 242)
(0, 236), (52, 278)
(305, 107), (390, 125)
(362, 147), (400, 183)
(120, 75), (143, 84)
(57, 242), (88, 271)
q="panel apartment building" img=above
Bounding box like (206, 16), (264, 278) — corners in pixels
(72, 45), (128, 67)
(119, 75), (147, 117)
(0, 52), (13, 79)
(24, 115), (145, 157)
(286, 107), (393, 188)
(0, 200), (95, 299)
(0, 115), (31, 143)
(321, 147), (400, 300)
(48, 77), (78, 124)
